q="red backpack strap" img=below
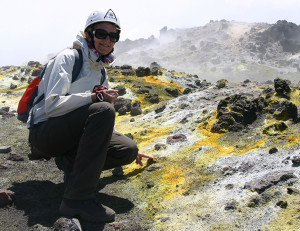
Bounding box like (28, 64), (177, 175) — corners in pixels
(17, 77), (41, 113)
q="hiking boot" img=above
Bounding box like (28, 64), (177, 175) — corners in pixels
(59, 198), (115, 222)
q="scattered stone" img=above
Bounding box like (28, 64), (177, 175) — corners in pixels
(120, 65), (132, 70)
(33, 224), (49, 231)
(1, 107), (9, 112)
(140, 130), (148, 136)
(130, 105), (142, 116)
(0, 163), (8, 170)
(1, 111), (15, 119)
(287, 187), (300, 195)
(158, 217), (170, 222)
(10, 83), (17, 89)
(263, 122), (288, 135)
(113, 98), (132, 113)
(136, 66), (150, 77)
(154, 143), (167, 151)
(215, 79), (228, 89)
(130, 118), (135, 122)
(109, 221), (127, 229)
(53, 217), (82, 231)
(112, 167), (124, 176)
(244, 171), (296, 193)
(0, 189), (14, 205)
(276, 200), (288, 209)
(269, 147), (278, 154)
(150, 62), (163, 76)
(225, 184), (234, 190)
(113, 85), (126, 96)
(165, 88), (179, 97)
(248, 196), (261, 208)
(146, 158), (157, 165)
(137, 88), (150, 94)
(292, 156), (300, 165)
(269, 99), (298, 121)
(167, 134), (187, 144)
(151, 67), (163, 76)
(148, 95), (160, 104)
(225, 200), (237, 210)
(0, 146), (11, 153)
(121, 68), (135, 76)
(147, 165), (162, 171)
(28, 61), (41, 67)
(31, 68), (43, 76)
(7, 153), (24, 161)
(182, 189), (192, 196)
(0, 161), (13, 169)
(146, 182), (155, 188)
(262, 87), (275, 99)
(183, 88), (192, 94)
(274, 78), (291, 99)
(155, 104), (166, 113)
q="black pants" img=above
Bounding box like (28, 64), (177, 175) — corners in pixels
(29, 102), (138, 200)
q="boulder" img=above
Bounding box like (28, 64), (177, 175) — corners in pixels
(165, 88), (179, 97)
(130, 102), (142, 116)
(212, 94), (266, 133)
(113, 85), (126, 96)
(215, 79), (228, 89)
(274, 78), (291, 99)
(268, 99), (298, 121)
(113, 98), (132, 113)
(136, 67), (150, 77)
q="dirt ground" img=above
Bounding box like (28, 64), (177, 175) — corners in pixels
(0, 116), (150, 231)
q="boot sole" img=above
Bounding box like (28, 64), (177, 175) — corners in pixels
(59, 203), (115, 223)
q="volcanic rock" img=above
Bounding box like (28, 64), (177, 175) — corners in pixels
(167, 134), (187, 144)
(0, 189), (14, 206)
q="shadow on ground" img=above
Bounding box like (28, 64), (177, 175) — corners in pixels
(8, 179), (135, 230)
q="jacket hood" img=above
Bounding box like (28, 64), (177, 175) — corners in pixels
(73, 32), (115, 68)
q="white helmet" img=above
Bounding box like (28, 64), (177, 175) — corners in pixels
(85, 9), (121, 31)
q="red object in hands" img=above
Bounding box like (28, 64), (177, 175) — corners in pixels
(93, 85), (108, 102)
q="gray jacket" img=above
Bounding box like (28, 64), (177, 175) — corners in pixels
(27, 32), (111, 128)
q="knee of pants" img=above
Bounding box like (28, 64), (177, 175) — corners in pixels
(105, 142), (138, 170)
(88, 102), (116, 123)
(123, 142), (139, 165)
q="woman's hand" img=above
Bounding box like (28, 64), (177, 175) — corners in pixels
(91, 89), (119, 104)
(136, 151), (154, 166)
(102, 89), (119, 103)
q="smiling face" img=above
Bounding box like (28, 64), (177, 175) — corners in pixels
(88, 22), (118, 55)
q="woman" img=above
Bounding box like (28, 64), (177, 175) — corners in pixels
(28, 9), (153, 223)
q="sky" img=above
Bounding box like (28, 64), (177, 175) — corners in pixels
(0, 0), (300, 67)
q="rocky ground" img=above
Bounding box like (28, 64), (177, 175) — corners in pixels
(0, 62), (300, 231)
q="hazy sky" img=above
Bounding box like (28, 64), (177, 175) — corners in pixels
(1, 0), (299, 67)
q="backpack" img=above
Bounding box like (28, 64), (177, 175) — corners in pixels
(17, 48), (84, 123)
(17, 48), (107, 124)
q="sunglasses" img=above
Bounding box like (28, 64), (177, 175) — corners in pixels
(92, 29), (120, 42)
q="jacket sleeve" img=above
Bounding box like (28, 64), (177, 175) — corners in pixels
(44, 50), (92, 117)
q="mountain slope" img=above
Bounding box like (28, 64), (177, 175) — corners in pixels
(115, 20), (300, 82)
